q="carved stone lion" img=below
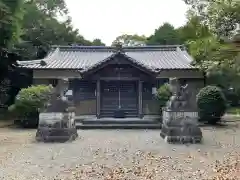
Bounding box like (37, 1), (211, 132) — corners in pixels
(166, 78), (190, 110)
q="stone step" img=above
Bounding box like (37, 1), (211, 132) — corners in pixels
(100, 111), (138, 115)
(100, 108), (138, 111)
(100, 115), (138, 118)
(100, 110), (138, 118)
(76, 119), (161, 125)
(76, 123), (162, 129)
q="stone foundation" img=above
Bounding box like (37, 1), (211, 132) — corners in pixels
(36, 128), (78, 142)
(160, 124), (202, 143)
(36, 112), (78, 143)
(160, 110), (202, 144)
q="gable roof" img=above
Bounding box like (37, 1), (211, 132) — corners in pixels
(18, 45), (197, 72)
(80, 51), (159, 75)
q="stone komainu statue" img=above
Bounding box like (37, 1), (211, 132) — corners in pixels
(42, 79), (73, 113)
(36, 79), (78, 142)
(160, 77), (202, 144)
(166, 78), (190, 110)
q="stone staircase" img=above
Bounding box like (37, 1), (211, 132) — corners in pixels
(75, 115), (162, 129)
(100, 109), (138, 118)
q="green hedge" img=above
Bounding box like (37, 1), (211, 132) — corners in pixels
(197, 85), (227, 124)
(156, 83), (172, 113)
(9, 85), (53, 127)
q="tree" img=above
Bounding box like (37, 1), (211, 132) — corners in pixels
(92, 39), (105, 46)
(181, 0), (240, 95)
(25, 0), (68, 17)
(13, 1), (93, 60)
(0, 0), (105, 108)
(147, 23), (181, 45)
(0, 0), (24, 78)
(0, 0), (24, 108)
(177, 13), (211, 43)
(183, 0), (240, 37)
(0, 0), (24, 48)
(112, 34), (147, 46)
(188, 35), (239, 87)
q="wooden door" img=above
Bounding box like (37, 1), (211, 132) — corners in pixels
(100, 81), (138, 117)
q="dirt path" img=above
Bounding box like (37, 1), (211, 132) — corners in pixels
(0, 123), (239, 180)
(0, 128), (35, 167)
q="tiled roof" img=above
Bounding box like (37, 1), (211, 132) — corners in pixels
(18, 45), (197, 71)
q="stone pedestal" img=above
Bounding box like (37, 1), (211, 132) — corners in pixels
(36, 112), (78, 143)
(160, 110), (202, 144)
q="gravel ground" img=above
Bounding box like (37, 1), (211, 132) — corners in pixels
(0, 123), (240, 180)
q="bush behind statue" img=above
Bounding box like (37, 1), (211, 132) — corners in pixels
(197, 85), (227, 124)
(157, 83), (172, 113)
(9, 85), (53, 127)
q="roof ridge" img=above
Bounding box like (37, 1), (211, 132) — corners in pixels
(176, 47), (194, 64)
(45, 47), (60, 61)
(123, 45), (184, 49)
(52, 45), (114, 50)
(51, 45), (186, 51)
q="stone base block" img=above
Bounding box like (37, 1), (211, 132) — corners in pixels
(36, 128), (78, 143)
(160, 124), (202, 144)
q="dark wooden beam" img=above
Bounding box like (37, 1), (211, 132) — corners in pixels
(203, 71), (207, 86)
(138, 80), (143, 119)
(98, 77), (140, 81)
(96, 80), (101, 119)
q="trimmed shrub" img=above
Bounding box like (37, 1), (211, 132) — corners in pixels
(9, 85), (53, 127)
(157, 83), (172, 113)
(196, 85), (227, 124)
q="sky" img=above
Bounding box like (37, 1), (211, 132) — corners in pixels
(65, 0), (189, 45)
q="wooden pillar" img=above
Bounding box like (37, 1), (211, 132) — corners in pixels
(96, 80), (101, 119)
(138, 80), (143, 118)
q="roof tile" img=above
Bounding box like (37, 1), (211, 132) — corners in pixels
(18, 45), (196, 70)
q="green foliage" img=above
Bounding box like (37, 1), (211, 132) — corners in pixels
(112, 34), (147, 46)
(177, 13), (211, 44)
(147, 23), (181, 45)
(188, 36), (216, 68)
(113, 23), (185, 47)
(180, 2), (240, 98)
(0, 0), (25, 107)
(157, 83), (172, 108)
(187, 27), (240, 93)
(92, 39), (105, 46)
(0, 0), (24, 48)
(29, 0), (69, 17)
(196, 85), (227, 124)
(207, 0), (240, 37)
(13, 1), (93, 60)
(183, 0), (240, 37)
(0, 78), (10, 108)
(9, 85), (53, 118)
(0, 0), (107, 111)
(227, 107), (240, 115)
